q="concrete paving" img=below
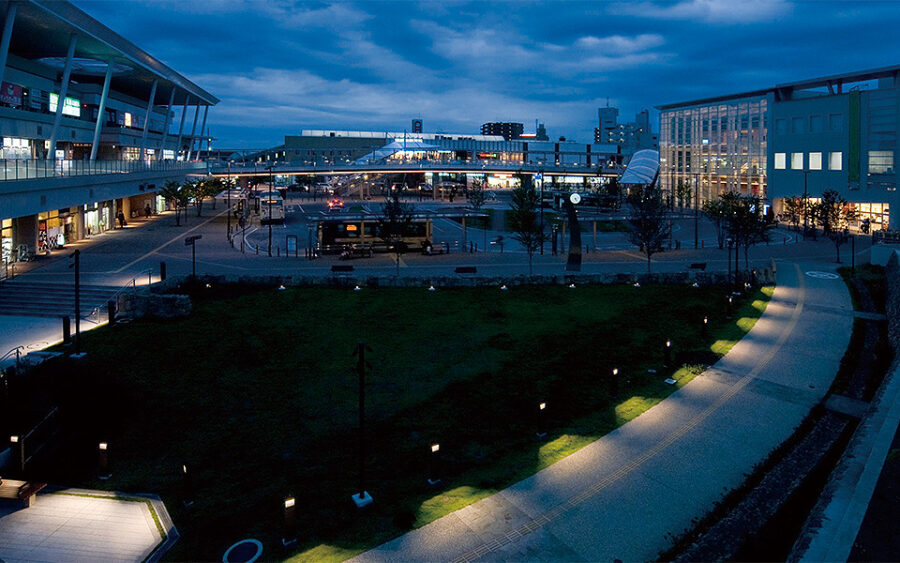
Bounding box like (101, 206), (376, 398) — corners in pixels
(350, 261), (854, 562)
(0, 488), (175, 563)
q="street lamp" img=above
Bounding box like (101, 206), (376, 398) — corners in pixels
(538, 168), (545, 255)
(266, 164), (275, 256)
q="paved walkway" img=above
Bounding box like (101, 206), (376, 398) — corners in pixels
(351, 261), (854, 562)
(0, 488), (176, 562)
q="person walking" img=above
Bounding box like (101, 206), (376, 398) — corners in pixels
(117, 210), (126, 229)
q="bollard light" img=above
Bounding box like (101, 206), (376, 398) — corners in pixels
(278, 284), (286, 291)
(428, 443), (442, 486)
(98, 442), (111, 480)
(692, 282), (699, 288)
(428, 285), (436, 291)
(664, 340), (672, 368)
(536, 402), (548, 440)
(500, 284), (508, 291)
(569, 283), (576, 289)
(10, 435), (18, 443)
(283, 495), (297, 546)
(633, 282), (641, 288)
(354, 285), (362, 291)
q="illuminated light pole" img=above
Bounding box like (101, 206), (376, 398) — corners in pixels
(182, 464), (195, 507)
(536, 402), (548, 440)
(428, 443), (442, 486)
(10, 435), (24, 474)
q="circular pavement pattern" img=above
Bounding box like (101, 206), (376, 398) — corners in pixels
(805, 271), (841, 280)
(223, 539), (263, 563)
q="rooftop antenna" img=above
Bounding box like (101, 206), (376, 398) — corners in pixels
(606, 97), (610, 108)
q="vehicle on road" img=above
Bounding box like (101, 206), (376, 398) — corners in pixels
(260, 194), (285, 224)
(328, 198), (344, 210)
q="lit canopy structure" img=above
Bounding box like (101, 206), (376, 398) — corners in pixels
(620, 149), (659, 186)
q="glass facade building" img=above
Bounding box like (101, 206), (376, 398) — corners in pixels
(659, 95), (768, 205)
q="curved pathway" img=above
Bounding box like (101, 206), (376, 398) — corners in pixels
(351, 261), (853, 562)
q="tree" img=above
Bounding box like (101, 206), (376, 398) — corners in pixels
(675, 179), (692, 209)
(467, 178), (487, 210)
(626, 184), (671, 274)
(192, 178), (220, 217)
(781, 196), (803, 231)
(702, 195), (733, 249)
(507, 181), (547, 275)
(157, 180), (191, 226)
(723, 193), (773, 269)
(816, 189), (857, 263)
(377, 191), (415, 276)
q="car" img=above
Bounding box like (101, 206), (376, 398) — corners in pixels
(328, 198), (344, 210)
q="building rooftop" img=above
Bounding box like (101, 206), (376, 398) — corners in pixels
(5, 0), (218, 106)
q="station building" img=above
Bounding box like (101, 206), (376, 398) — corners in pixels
(0, 0), (217, 268)
(658, 65), (899, 229)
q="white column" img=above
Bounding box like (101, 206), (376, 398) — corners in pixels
(175, 95), (189, 161)
(0, 2), (17, 88)
(186, 101), (200, 161)
(157, 87), (176, 160)
(138, 79), (157, 161)
(89, 60), (114, 162)
(48, 32), (77, 159)
(196, 105), (208, 159)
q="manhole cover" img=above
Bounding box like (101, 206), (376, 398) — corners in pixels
(223, 539), (263, 563)
(805, 271), (840, 280)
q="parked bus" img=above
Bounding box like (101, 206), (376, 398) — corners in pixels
(260, 194), (285, 224)
(317, 216), (433, 254)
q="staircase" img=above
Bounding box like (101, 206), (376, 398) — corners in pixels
(0, 280), (118, 321)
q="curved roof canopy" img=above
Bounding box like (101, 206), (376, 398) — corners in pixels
(3, 0), (217, 106)
(620, 149), (659, 185)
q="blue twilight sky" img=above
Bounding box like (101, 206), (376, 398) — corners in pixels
(75, 0), (900, 149)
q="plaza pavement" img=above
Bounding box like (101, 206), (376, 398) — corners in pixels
(0, 488), (176, 563)
(350, 260), (855, 562)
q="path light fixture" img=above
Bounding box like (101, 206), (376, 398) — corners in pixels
(500, 284), (508, 291)
(98, 442), (111, 480)
(10, 435), (23, 473)
(428, 285), (436, 292)
(568, 283), (576, 289)
(664, 340), (672, 368)
(282, 496), (297, 546)
(428, 443), (442, 486)
(703, 316), (709, 338)
(182, 464), (195, 507)
(354, 285), (362, 291)
(633, 282), (641, 288)
(536, 402), (548, 440)
(278, 284), (286, 291)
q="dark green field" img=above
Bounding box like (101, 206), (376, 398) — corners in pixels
(22, 283), (772, 561)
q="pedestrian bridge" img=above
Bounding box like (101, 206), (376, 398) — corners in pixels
(208, 160), (619, 178)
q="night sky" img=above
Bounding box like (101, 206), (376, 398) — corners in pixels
(75, 0), (900, 149)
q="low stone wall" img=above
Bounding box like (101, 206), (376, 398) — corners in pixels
(118, 291), (192, 320)
(884, 252), (900, 351)
(150, 268), (775, 293)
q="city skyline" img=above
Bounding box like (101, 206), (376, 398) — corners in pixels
(77, 0), (900, 148)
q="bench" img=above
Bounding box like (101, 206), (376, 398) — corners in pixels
(331, 264), (354, 273)
(688, 262), (707, 271)
(0, 478), (46, 508)
(454, 266), (477, 274)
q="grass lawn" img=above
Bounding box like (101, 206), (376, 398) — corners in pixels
(22, 282), (773, 561)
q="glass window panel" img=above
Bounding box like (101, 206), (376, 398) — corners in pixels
(809, 152), (822, 170)
(791, 152), (804, 170)
(829, 152), (843, 170)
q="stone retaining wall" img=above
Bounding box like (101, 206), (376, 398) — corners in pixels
(150, 268), (775, 294)
(883, 251), (900, 352)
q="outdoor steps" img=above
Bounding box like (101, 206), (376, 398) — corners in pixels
(0, 280), (117, 319)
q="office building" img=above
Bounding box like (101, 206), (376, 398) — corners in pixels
(659, 65), (899, 228)
(594, 108), (658, 157)
(481, 122), (524, 141)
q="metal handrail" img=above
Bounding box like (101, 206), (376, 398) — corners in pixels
(83, 269), (154, 324)
(0, 345), (24, 370)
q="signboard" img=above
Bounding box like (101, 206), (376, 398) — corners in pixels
(0, 82), (21, 106)
(184, 234), (202, 246)
(49, 93), (81, 117)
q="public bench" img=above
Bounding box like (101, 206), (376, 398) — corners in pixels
(331, 264), (355, 273)
(454, 266), (477, 274)
(0, 478), (46, 508)
(688, 262), (707, 271)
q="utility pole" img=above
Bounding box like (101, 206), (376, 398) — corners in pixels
(69, 250), (80, 354)
(351, 341), (373, 508)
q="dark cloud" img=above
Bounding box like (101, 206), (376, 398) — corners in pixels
(74, 0), (900, 148)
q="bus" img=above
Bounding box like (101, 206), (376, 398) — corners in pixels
(260, 194), (285, 224)
(317, 216), (433, 254)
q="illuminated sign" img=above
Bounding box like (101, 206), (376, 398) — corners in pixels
(124, 112), (133, 127)
(477, 152), (499, 159)
(0, 82), (21, 105)
(49, 93), (81, 117)
(346, 224), (358, 232)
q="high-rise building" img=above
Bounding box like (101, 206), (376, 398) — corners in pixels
(411, 119), (423, 133)
(594, 108), (658, 156)
(480, 122), (524, 141)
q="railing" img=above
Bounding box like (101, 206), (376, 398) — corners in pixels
(84, 268), (153, 324)
(0, 159), (208, 182)
(0, 345), (24, 371)
(211, 160), (619, 176)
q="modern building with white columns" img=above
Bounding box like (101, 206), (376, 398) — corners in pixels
(0, 0), (217, 267)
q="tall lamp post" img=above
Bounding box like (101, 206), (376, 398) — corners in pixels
(801, 169), (810, 240)
(694, 174), (700, 249)
(266, 164), (274, 256)
(538, 168), (545, 255)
